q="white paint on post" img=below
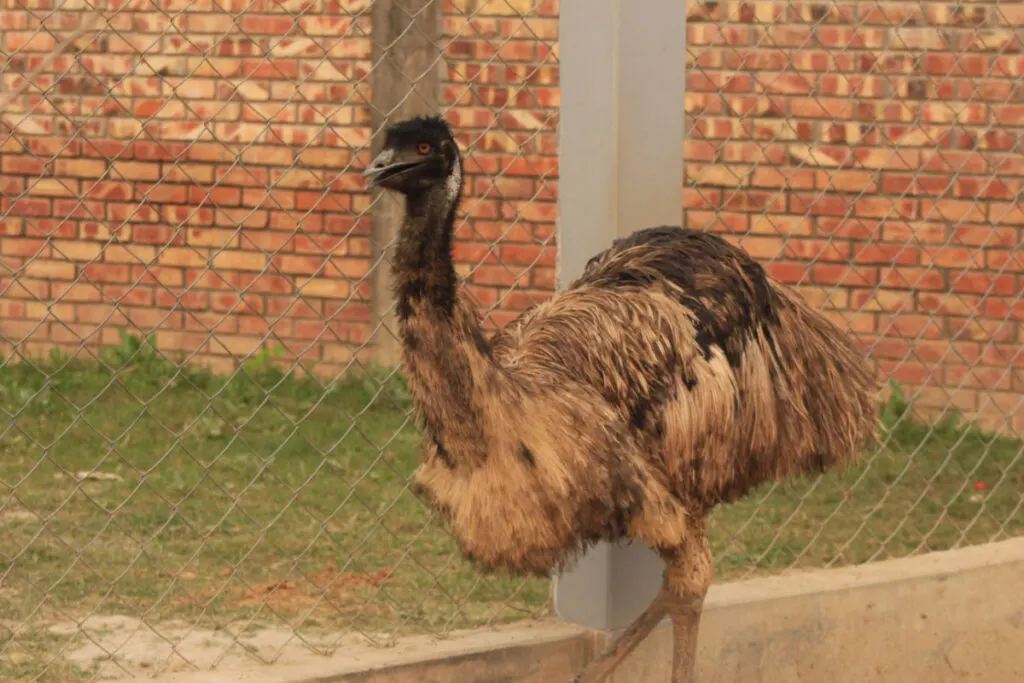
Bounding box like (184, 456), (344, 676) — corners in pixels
(553, 0), (687, 633)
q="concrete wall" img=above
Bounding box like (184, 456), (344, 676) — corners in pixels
(116, 538), (1024, 683)
(614, 537), (1024, 683)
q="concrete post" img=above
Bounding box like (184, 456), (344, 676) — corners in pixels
(369, 0), (443, 366)
(553, 0), (688, 642)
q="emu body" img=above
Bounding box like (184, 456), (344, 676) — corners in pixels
(364, 115), (878, 683)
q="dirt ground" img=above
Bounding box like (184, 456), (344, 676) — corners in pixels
(52, 615), (370, 680)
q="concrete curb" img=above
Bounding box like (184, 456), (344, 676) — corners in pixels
(111, 538), (1024, 682)
(108, 621), (595, 683)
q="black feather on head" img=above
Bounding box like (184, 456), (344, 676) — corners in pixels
(364, 115), (461, 195)
(382, 115), (454, 148)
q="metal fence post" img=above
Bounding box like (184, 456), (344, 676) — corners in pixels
(553, 0), (688, 635)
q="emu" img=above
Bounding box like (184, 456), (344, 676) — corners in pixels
(362, 115), (877, 683)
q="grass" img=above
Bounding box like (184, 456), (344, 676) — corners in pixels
(0, 334), (1021, 681)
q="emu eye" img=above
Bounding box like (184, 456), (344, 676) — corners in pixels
(417, 143), (432, 155)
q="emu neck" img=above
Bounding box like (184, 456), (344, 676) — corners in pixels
(393, 185), (459, 320)
(392, 174), (491, 467)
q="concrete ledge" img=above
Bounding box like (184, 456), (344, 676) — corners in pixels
(617, 537), (1024, 682)
(113, 621), (595, 683)
(114, 538), (1024, 682)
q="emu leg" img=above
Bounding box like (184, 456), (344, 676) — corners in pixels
(663, 531), (713, 683)
(666, 591), (706, 683)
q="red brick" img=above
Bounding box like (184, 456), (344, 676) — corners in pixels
(812, 264), (879, 287)
(869, 337), (913, 360)
(915, 340), (979, 365)
(55, 159), (107, 179)
(6, 32), (56, 52)
(498, 244), (555, 267)
(738, 236), (785, 260)
(988, 250), (1024, 272)
(945, 366), (1014, 392)
(471, 266), (523, 287)
(2, 238), (48, 258)
(213, 251), (268, 272)
(852, 289), (912, 313)
(877, 314), (945, 339)
(950, 272), (1017, 296)
(25, 260), (77, 280)
(916, 293), (979, 317)
(2, 156), (48, 175)
(878, 360), (941, 386)
(923, 246), (984, 269)
(765, 262), (808, 285)
(947, 318), (1019, 344)
(853, 243), (919, 266)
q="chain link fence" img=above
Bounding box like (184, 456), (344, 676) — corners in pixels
(0, 0), (1021, 680)
(686, 0), (1024, 577)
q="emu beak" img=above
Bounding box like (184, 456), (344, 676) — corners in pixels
(363, 148), (398, 189)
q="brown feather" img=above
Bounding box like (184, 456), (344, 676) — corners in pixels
(373, 117), (878, 578)
(410, 226), (878, 575)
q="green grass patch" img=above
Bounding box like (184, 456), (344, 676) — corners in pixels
(0, 335), (1021, 680)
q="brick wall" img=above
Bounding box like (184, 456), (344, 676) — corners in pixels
(683, 1), (1024, 433)
(0, 0), (1022, 431)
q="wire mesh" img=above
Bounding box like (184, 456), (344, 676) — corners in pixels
(0, 0), (556, 679)
(687, 0), (1024, 576)
(0, 0), (1020, 680)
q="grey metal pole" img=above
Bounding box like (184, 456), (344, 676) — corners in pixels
(553, 0), (688, 635)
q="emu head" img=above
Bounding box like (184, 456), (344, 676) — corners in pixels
(363, 115), (462, 201)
